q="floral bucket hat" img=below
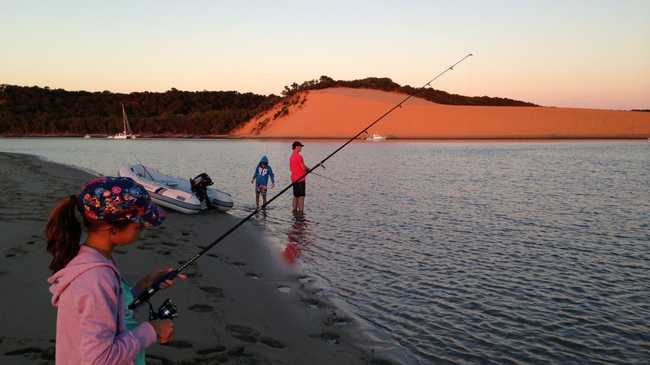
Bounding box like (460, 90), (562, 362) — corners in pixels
(78, 176), (165, 227)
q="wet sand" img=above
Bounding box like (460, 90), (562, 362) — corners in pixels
(233, 87), (650, 139)
(0, 153), (396, 364)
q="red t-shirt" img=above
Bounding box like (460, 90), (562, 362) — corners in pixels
(290, 150), (306, 183)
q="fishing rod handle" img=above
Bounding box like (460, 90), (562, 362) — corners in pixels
(128, 270), (179, 310)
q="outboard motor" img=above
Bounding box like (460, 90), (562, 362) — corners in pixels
(190, 173), (214, 208)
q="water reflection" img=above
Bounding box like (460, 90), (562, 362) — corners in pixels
(283, 212), (312, 264)
(3, 139), (649, 364)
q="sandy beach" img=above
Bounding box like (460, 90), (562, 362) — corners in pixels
(0, 153), (397, 364)
(233, 88), (650, 139)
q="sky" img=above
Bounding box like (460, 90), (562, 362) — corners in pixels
(1, 0), (649, 110)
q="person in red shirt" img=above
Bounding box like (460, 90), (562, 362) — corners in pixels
(289, 141), (309, 212)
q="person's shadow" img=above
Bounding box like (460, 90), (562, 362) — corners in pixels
(283, 211), (312, 264)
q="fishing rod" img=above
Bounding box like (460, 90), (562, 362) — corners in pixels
(129, 53), (473, 310)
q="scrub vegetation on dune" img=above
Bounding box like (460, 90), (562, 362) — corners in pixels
(0, 77), (535, 137)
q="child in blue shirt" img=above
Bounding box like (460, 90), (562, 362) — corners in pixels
(251, 155), (275, 209)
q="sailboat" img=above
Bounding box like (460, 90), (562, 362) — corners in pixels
(108, 103), (136, 139)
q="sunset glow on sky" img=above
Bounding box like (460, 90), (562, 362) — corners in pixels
(1, 1), (648, 110)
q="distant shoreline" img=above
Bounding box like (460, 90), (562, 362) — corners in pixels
(2, 135), (648, 141)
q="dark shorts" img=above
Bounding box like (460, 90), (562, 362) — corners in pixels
(292, 181), (306, 197)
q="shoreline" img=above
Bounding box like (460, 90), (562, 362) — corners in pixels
(0, 152), (407, 364)
(2, 135), (649, 141)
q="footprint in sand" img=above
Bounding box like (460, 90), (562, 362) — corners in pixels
(156, 250), (171, 256)
(161, 241), (178, 247)
(309, 332), (340, 345)
(5, 247), (28, 258)
(4, 346), (55, 360)
(323, 313), (353, 327)
(227, 346), (245, 356)
(229, 261), (246, 267)
(207, 253), (219, 259)
(260, 336), (286, 349)
(162, 340), (193, 349)
(369, 358), (397, 365)
(226, 324), (260, 343)
(4, 347), (43, 356)
(145, 354), (174, 364)
(24, 241), (35, 245)
(301, 298), (325, 310)
(245, 272), (262, 279)
(196, 345), (226, 355)
(198, 286), (224, 297)
(297, 275), (313, 285)
(277, 286), (291, 293)
(188, 304), (214, 313)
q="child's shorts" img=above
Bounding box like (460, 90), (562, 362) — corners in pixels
(256, 184), (268, 196)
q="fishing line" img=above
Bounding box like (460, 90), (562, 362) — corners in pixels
(129, 53), (473, 309)
(311, 171), (344, 184)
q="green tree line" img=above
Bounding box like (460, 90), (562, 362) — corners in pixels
(0, 77), (537, 136)
(0, 85), (279, 136)
(282, 75), (537, 106)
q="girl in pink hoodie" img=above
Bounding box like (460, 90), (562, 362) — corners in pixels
(46, 176), (185, 365)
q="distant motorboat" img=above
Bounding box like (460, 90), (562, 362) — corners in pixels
(366, 133), (387, 141)
(108, 103), (136, 139)
(83, 134), (91, 139)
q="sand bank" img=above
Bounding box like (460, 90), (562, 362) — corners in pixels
(233, 88), (650, 139)
(0, 153), (402, 364)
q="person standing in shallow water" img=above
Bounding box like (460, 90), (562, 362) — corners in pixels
(45, 176), (186, 365)
(251, 155), (275, 209)
(290, 141), (309, 212)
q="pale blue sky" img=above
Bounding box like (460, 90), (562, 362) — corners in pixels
(1, 0), (648, 109)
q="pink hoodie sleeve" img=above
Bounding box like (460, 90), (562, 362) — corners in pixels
(73, 267), (157, 365)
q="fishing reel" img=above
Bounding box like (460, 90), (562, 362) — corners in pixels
(147, 298), (179, 320)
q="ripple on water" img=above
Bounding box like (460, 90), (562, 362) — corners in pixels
(4, 139), (649, 364)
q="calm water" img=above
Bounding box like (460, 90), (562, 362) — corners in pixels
(1, 138), (649, 364)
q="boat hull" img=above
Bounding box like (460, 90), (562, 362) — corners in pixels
(118, 164), (233, 214)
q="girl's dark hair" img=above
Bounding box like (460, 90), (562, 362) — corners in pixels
(46, 195), (82, 272)
(46, 195), (132, 272)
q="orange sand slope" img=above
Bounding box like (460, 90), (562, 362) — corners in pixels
(233, 88), (650, 139)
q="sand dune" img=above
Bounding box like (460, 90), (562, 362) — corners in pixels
(233, 88), (650, 139)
